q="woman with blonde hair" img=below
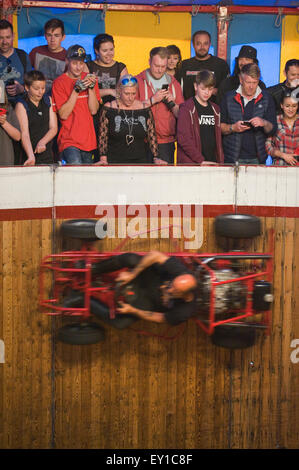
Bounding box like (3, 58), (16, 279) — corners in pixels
(97, 74), (165, 165)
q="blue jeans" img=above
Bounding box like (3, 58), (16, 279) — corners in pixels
(61, 147), (95, 165)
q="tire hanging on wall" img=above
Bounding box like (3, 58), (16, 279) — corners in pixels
(214, 214), (261, 239)
(211, 325), (257, 349)
(57, 322), (105, 345)
(60, 219), (106, 241)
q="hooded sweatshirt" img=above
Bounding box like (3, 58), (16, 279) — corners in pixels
(177, 97), (224, 164)
(136, 70), (184, 144)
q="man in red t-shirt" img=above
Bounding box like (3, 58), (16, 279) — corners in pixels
(29, 18), (67, 95)
(52, 45), (101, 164)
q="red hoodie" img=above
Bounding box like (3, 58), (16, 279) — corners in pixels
(135, 70), (184, 144)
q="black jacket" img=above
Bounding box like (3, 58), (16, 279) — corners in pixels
(266, 81), (295, 114)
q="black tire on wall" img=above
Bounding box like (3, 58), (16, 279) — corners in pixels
(211, 325), (257, 349)
(214, 214), (261, 239)
(57, 322), (105, 345)
(60, 219), (106, 240)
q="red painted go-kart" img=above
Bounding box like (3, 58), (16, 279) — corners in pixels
(39, 214), (273, 349)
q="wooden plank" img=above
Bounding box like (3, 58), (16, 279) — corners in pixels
(288, 216), (299, 448)
(1, 222), (13, 448)
(1, 210), (299, 449)
(268, 217), (285, 448)
(0, 222), (3, 440)
(279, 217), (296, 447)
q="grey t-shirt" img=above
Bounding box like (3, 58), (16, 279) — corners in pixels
(145, 70), (169, 92)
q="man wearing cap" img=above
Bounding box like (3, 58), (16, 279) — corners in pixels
(220, 63), (277, 164)
(217, 45), (266, 104)
(52, 44), (101, 164)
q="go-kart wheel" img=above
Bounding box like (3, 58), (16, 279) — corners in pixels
(60, 219), (106, 241)
(211, 325), (257, 349)
(214, 214), (261, 239)
(57, 322), (105, 345)
(63, 292), (138, 330)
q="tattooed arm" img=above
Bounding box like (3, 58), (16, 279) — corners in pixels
(117, 301), (166, 323)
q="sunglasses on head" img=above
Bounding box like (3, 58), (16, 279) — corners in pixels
(121, 76), (138, 86)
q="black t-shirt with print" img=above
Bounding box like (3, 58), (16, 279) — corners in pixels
(86, 60), (126, 103)
(175, 55), (230, 101)
(99, 106), (155, 164)
(193, 98), (217, 162)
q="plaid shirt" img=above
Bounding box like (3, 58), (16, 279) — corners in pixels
(266, 114), (299, 165)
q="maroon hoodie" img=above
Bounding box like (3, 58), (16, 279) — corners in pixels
(177, 97), (224, 164)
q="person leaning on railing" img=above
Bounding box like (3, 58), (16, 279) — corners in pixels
(265, 91), (299, 166)
(96, 74), (164, 165)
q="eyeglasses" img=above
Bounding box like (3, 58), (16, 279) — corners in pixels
(121, 76), (138, 86)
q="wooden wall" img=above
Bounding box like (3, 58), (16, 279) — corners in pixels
(1, 214), (299, 449)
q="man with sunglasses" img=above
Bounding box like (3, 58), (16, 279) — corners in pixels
(0, 19), (32, 106)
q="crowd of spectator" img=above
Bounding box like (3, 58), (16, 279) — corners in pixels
(0, 18), (298, 167)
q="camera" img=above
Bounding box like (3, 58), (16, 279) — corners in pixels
(163, 99), (176, 110)
(74, 79), (88, 93)
(86, 74), (96, 89)
(6, 78), (15, 87)
(161, 83), (175, 110)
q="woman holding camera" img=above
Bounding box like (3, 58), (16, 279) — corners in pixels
(86, 33), (128, 105)
(97, 74), (162, 165)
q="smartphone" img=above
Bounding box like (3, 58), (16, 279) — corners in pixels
(6, 78), (15, 86)
(162, 84), (169, 90)
(242, 121), (252, 127)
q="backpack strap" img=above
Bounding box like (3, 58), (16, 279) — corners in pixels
(15, 48), (28, 72)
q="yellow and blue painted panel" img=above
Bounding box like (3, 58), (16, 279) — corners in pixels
(16, 8), (298, 85)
